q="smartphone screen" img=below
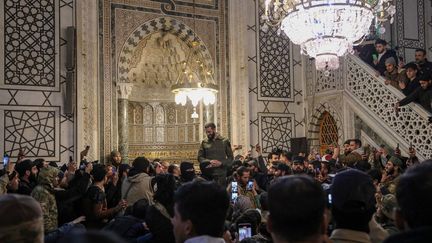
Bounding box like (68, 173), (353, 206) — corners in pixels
(247, 181), (253, 191)
(238, 224), (252, 241)
(231, 182), (238, 203)
(231, 192), (238, 203)
(231, 181), (238, 193)
(3, 154), (9, 167)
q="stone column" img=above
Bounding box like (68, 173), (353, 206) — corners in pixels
(117, 83), (133, 164)
(229, 0), (250, 149)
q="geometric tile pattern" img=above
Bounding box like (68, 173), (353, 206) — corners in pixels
(4, 0), (56, 87)
(258, 113), (295, 153)
(395, 0), (425, 59)
(4, 110), (56, 157)
(257, 6), (292, 100)
(0, 0), (75, 164)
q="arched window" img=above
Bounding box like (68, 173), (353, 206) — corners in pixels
(319, 112), (339, 155)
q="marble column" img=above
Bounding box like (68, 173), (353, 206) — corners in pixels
(117, 83), (133, 164)
(228, 0), (250, 149)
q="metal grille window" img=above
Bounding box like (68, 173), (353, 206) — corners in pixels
(319, 112), (339, 155)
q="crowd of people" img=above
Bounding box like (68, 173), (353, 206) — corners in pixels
(357, 38), (432, 113)
(1, 122), (432, 243)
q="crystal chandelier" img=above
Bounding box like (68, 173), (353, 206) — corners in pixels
(263, 0), (396, 71)
(170, 0), (218, 118)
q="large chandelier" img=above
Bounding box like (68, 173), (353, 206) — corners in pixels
(263, 0), (396, 71)
(170, 0), (218, 118)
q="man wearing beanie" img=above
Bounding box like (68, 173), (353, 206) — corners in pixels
(384, 57), (407, 90)
(330, 169), (387, 243)
(121, 156), (154, 206)
(0, 194), (44, 243)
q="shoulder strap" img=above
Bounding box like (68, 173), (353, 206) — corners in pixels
(123, 180), (135, 200)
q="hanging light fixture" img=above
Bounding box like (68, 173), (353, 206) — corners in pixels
(263, 0), (396, 71)
(171, 0), (218, 118)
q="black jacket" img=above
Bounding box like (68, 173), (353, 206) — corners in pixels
(373, 49), (398, 75)
(417, 59), (432, 76)
(401, 77), (420, 96)
(399, 86), (432, 112)
(145, 204), (175, 243)
(384, 226), (432, 243)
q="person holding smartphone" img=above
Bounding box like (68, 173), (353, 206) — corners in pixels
(227, 166), (259, 209)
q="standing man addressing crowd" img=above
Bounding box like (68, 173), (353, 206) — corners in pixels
(198, 123), (233, 186)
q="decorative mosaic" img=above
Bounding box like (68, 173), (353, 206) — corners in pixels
(0, 0), (75, 163)
(101, 0), (228, 159)
(4, 110), (56, 157)
(258, 113), (295, 152)
(257, 6), (293, 100)
(3, 0), (57, 88)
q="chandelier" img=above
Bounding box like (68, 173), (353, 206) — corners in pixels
(170, 0), (218, 118)
(263, 0), (396, 71)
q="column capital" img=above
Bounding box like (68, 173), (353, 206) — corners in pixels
(117, 83), (134, 99)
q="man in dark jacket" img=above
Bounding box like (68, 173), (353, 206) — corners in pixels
(399, 62), (420, 96)
(395, 75), (432, 112)
(414, 48), (432, 76)
(373, 39), (398, 76)
(15, 159), (37, 195)
(197, 122), (233, 186)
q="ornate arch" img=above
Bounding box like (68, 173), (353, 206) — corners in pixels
(308, 102), (344, 151)
(117, 17), (214, 84)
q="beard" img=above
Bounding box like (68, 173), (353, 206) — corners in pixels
(207, 133), (215, 140)
(386, 167), (395, 175)
(29, 174), (37, 183)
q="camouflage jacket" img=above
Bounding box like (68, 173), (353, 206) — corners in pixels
(0, 174), (9, 195)
(31, 185), (58, 233)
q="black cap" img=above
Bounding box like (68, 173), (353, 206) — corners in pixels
(15, 159), (34, 177)
(419, 73), (432, 82)
(331, 169), (375, 213)
(292, 156), (304, 164)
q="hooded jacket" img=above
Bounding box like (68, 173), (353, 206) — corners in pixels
(121, 170), (154, 206)
(31, 166), (59, 233)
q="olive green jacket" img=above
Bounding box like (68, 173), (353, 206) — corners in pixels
(198, 134), (234, 176)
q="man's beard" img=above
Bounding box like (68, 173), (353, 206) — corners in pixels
(386, 167), (395, 175)
(29, 174), (37, 183)
(293, 168), (304, 174)
(207, 133), (215, 140)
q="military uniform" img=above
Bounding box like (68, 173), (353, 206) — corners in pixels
(198, 133), (233, 186)
(31, 166), (59, 233)
(0, 174), (9, 195)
